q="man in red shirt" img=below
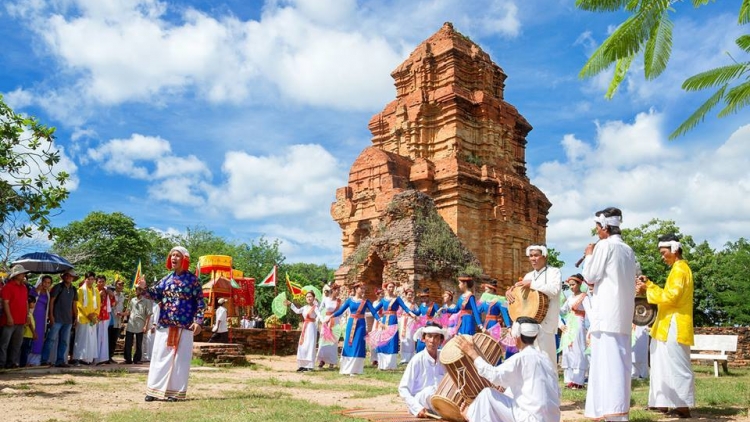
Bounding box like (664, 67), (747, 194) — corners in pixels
(0, 264), (31, 368)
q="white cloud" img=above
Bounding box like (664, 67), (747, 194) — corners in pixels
(534, 114), (750, 274)
(211, 144), (345, 219)
(2, 88), (34, 109)
(9, 0), (523, 116)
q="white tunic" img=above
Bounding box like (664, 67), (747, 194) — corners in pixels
(522, 265), (561, 366)
(290, 303), (318, 369)
(582, 234), (636, 421)
(398, 349), (445, 416)
(466, 346), (561, 422)
(582, 235), (637, 335)
(213, 306), (228, 333)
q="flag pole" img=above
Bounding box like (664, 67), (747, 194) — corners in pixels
(273, 282), (277, 356)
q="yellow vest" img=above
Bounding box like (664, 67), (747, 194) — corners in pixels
(646, 260), (694, 346)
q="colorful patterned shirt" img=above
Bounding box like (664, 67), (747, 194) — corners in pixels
(146, 271), (205, 329)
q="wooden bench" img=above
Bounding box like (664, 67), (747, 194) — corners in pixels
(690, 334), (738, 377)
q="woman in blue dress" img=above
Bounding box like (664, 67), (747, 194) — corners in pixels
(441, 275), (483, 336)
(478, 278), (509, 364)
(375, 281), (417, 370)
(415, 288), (440, 353)
(330, 283), (379, 376)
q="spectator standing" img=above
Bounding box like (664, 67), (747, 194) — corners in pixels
(20, 296), (37, 366)
(0, 264), (31, 368)
(95, 275), (115, 365)
(73, 272), (100, 365)
(41, 270), (79, 367)
(123, 287), (153, 364)
(142, 299), (160, 362)
(27, 275), (52, 366)
(108, 280), (126, 364)
(209, 298), (229, 343)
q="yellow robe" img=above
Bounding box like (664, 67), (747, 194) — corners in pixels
(77, 285), (101, 325)
(646, 260), (694, 346)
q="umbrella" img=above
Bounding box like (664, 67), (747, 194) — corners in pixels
(302, 285), (322, 303)
(11, 252), (73, 274)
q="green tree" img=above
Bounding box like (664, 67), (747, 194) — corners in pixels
(621, 218), (725, 326)
(0, 95), (70, 248)
(709, 238), (750, 326)
(576, 0), (750, 139)
(50, 212), (151, 276)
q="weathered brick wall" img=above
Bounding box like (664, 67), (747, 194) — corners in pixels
(197, 328), (299, 356)
(694, 326), (750, 367)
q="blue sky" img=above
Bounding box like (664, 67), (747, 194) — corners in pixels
(2, 0), (748, 279)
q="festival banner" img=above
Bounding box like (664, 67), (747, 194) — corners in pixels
(129, 260), (142, 291)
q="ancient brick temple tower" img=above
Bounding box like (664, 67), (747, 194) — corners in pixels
(331, 22), (551, 293)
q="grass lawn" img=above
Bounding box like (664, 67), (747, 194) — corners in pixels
(32, 361), (750, 422)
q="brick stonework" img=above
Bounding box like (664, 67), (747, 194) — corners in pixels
(332, 22), (550, 293)
(197, 328), (300, 356)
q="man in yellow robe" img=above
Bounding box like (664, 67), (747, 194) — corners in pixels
(73, 272), (100, 365)
(636, 233), (694, 419)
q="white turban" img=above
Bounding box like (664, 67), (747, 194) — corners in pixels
(510, 320), (540, 338)
(169, 246), (190, 258)
(412, 325), (448, 342)
(594, 213), (622, 229)
(525, 245), (548, 257)
(658, 240), (681, 253)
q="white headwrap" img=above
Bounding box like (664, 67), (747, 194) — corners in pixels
(510, 320), (540, 338)
(525, 245), (548, 257)
(412, 325), (448, 342)
(658, 240), (681, 253)
(594, 213), (622, 229)
(170, 246), (190, 258)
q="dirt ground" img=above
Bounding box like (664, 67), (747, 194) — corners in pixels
(0, 355), (748, 422)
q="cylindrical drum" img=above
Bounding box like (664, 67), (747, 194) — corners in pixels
(472, 332), (503, 366)
(439, 335), (494, 401)
(506, 285), (549, 323)
(430, 374), (467, 422)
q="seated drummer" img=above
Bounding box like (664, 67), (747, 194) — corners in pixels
(455, 317), (560, 422)
(398, 322), (447, 418)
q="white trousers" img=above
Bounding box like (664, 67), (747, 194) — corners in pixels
(585, 331), (631, 421)
(648, 316), (695, 408)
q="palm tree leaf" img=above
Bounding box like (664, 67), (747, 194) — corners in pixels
(669, 85), (727, 139)
(644, 12), (674, 79)
(576, 0), (632, 12)
(717, 80), (750, 117)
(691, 0), (713, 6)
(740, 0), (750, 24)
(736, 35), (750, 53)
(606, 54), (635, 99)
(682, 63), (749, 91)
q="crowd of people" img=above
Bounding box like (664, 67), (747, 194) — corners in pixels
(1, 206), (697, 421)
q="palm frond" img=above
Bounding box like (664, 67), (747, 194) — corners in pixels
(736, 35), (750, 53)
(669, 85), (727, 139)
(606, 54), (635, 99)
(717, 80), (750, 117)
(644, 12), (674, 79)
(740, 0), (750, 24)
(576, 0), (632, 12)
(681, 63), (749, 91)
(691, 0), (714, 6)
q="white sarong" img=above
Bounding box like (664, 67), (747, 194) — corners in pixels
(648, 316), (695, 408)
(73, 322), (98, 363)
(96, 320), (109, 363)
(146, 327), (193, 399)
(339, 356), (364, 375)
(585, 331), (631, 421)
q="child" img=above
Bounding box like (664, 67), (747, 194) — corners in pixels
(20, 296), (37, 367)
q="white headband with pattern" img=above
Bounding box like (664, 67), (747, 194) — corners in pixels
(594, 213), (621, 228)
(658, 240), (681, 253)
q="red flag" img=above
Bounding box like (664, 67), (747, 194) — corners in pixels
(257, 265), (276, 287)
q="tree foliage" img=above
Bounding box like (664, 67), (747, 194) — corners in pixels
(576, 0), (750, 139)
(50, 212), (151, 276)
(0, 95), (70, 249)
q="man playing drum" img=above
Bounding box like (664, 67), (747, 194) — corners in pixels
(514, 244), (561, 366)
(581, 207), (637, 421)
(398, 322), (447, 418)
(456, 317), (560, 422)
